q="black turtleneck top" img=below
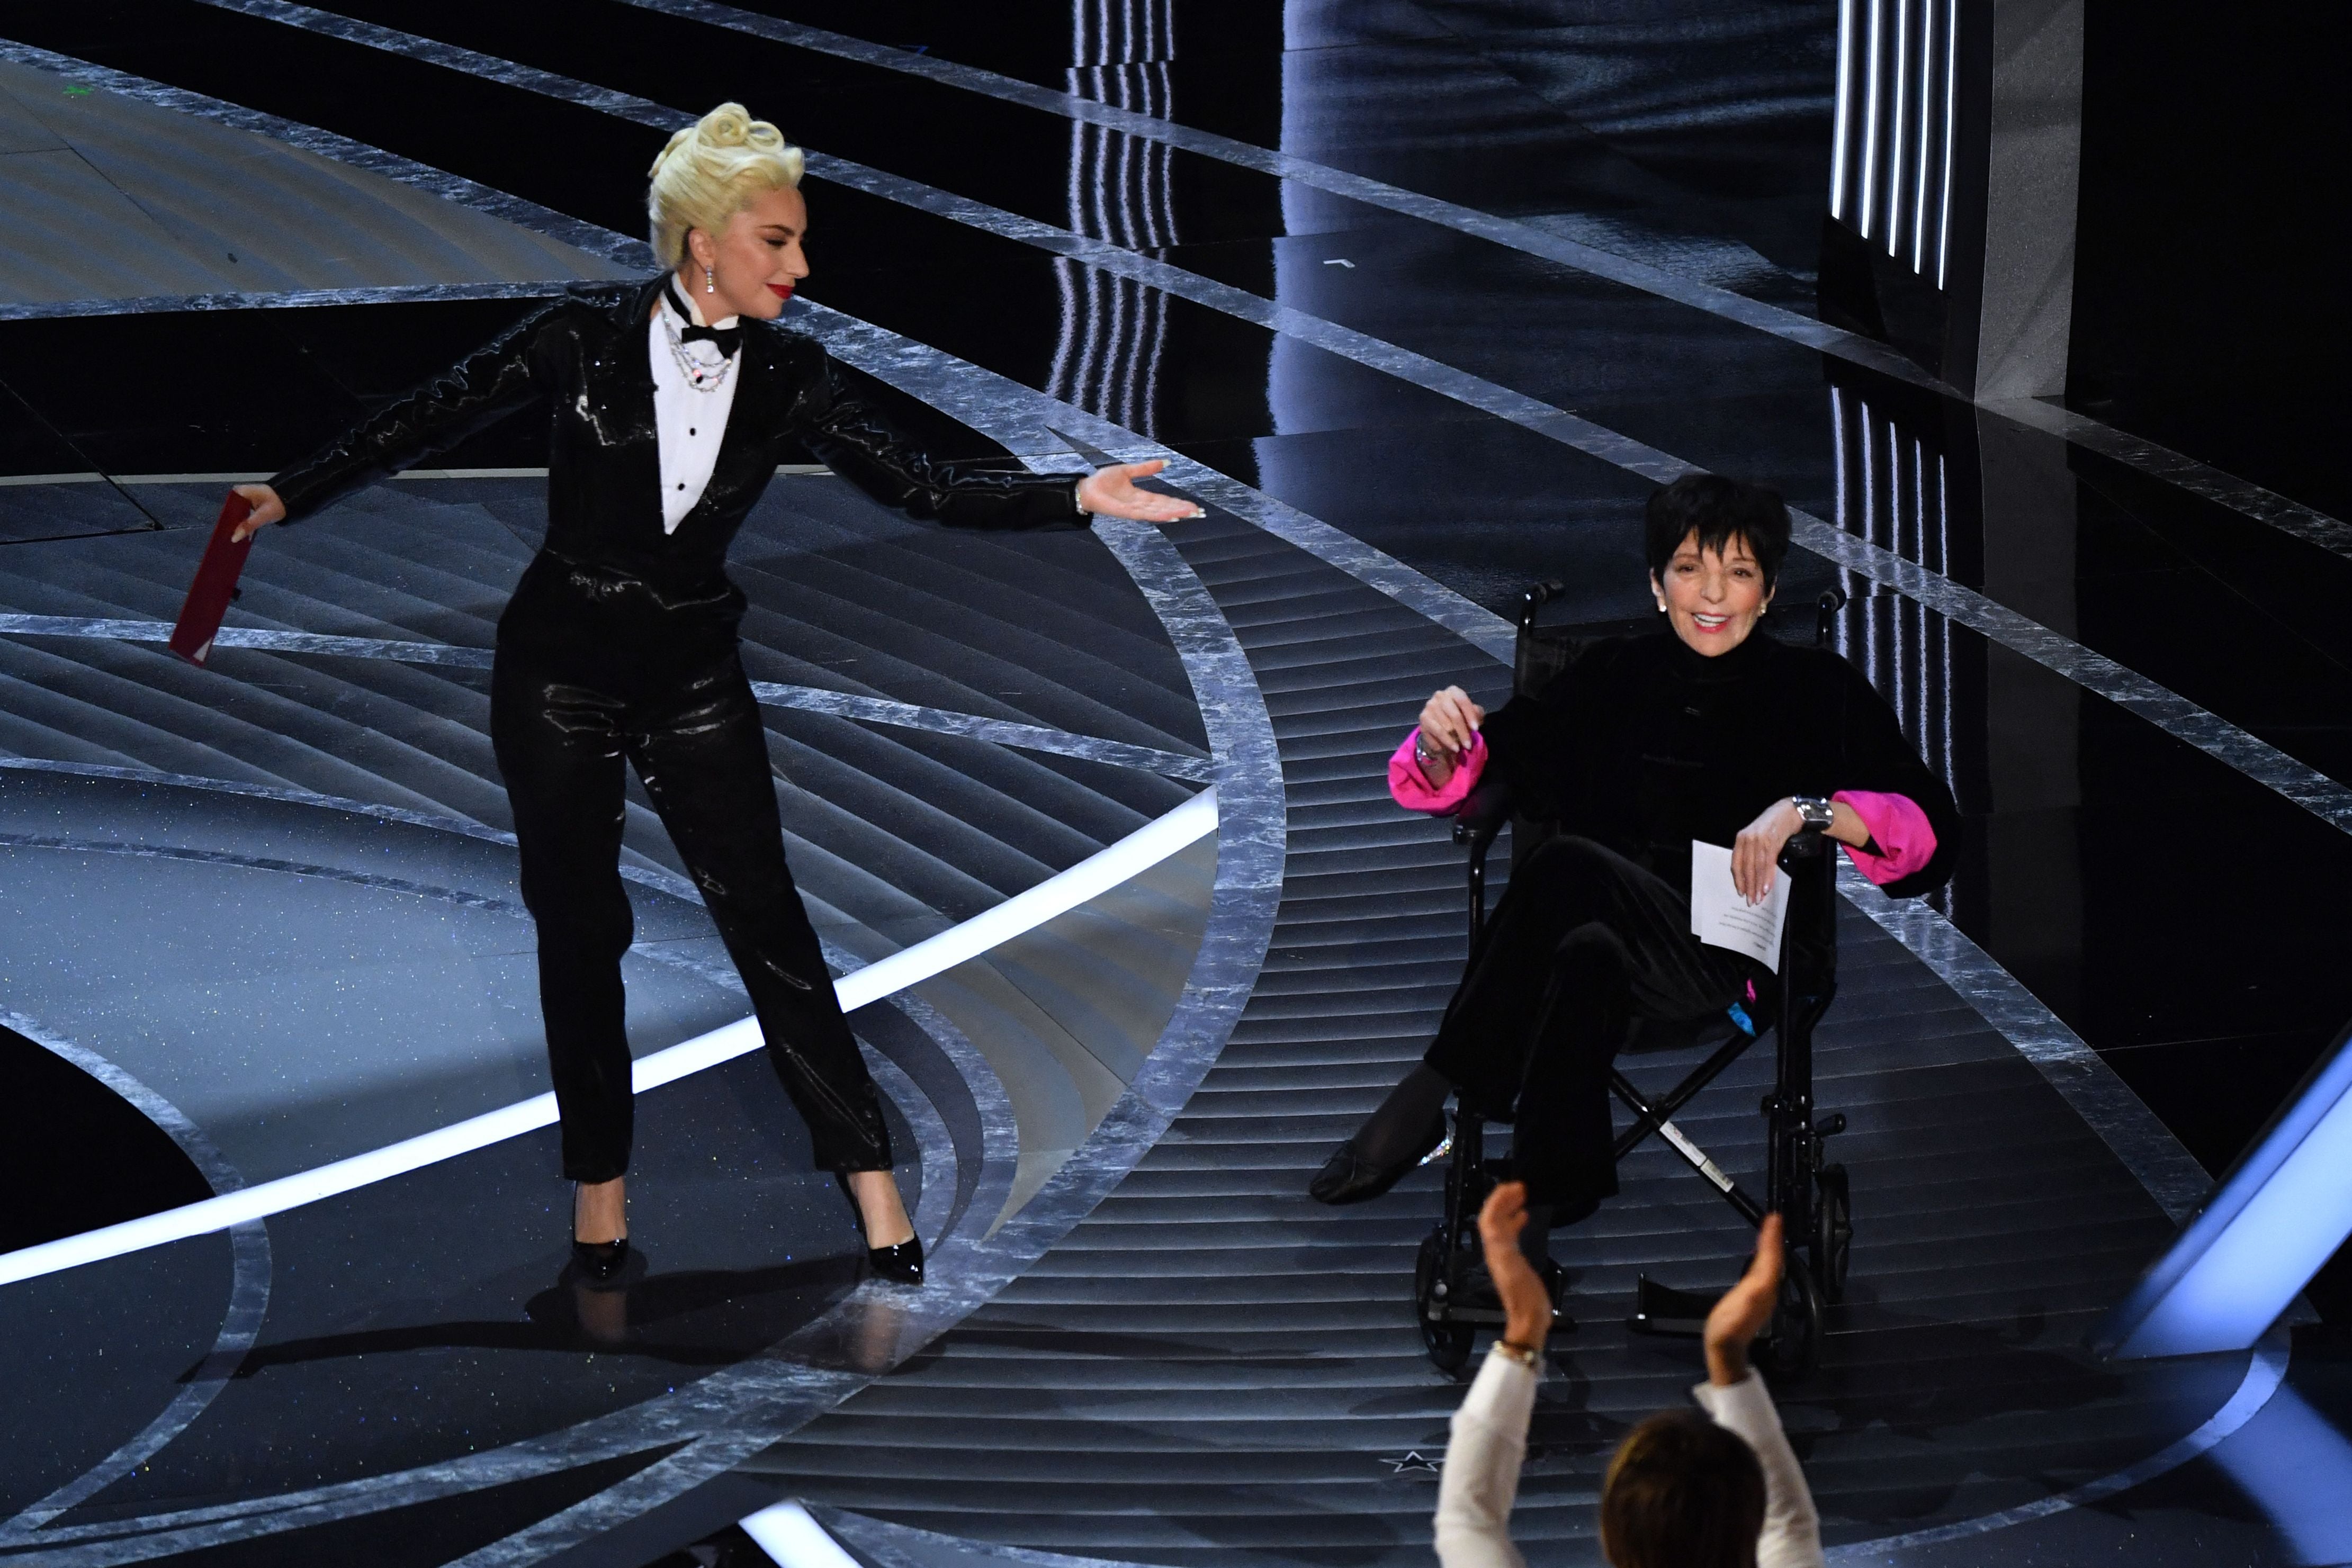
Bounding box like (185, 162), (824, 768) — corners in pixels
(1479, 628), (1959, 900)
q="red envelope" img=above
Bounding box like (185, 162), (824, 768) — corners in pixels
(168, 493), (255, 667)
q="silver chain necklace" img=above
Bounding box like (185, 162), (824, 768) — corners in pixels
(661, 319), (735, 394)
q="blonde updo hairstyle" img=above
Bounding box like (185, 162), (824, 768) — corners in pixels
(647, 103), (805, 271)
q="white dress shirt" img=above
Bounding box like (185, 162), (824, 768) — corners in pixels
(1434, 1355), (1824, 1568)
(649, 286), (741, 534)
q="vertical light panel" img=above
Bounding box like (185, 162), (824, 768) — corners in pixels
(1912, 0), (1937, 273)
(1860, 0), (1885, 238)
(2095, 1020), (2352, 1360)
(1827, 384), (1963, 808)
(1937, 0), (1959, 287)
(1054, 1), (1176, 435)
(1832, 0), (1955, 283)
(1831, 0), (1857, 218)
(1887, 0), (1910, 257)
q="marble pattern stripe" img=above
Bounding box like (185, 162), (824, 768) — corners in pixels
(0, 281), (588, 322)
(787, 291), (2214, 1256)
(0, 312), (1282, 1568)
(66, 1), (2352, 847)
(607, 0), (1939, 390)
(778, 170), (2352, 837)
(0, 37), (653, 269)
(743, 501), (2222, 1566)
(11, 14), (2333, 852)
(0, 382), (1237, 1565)
(606, 0), (2352, 553)
(1823, 1337), (2294, 1557)
(0, 614), (1214, 780)
(0, 1012), (273, 1543)
(0, 33), (2258, 1561)
(0, 27), (2220, 1241)
(428, 517), (1281, 1567)
(0, 558), (1254, 1563)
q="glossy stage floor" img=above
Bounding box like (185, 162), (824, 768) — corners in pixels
(2, 4), (2349, 1567)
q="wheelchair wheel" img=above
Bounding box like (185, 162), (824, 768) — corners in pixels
(1415, 1231), (1475, 1376)
(1756, 1249), (1824, 1383)
(1812, 1164), (1853, 1305)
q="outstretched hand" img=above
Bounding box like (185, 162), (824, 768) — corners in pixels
(229, 483), (286, 542)
(1704, 1212), (1784, 1385)
(1075, 459), (1206, 524)
(1476, 1180), (1554, 1353)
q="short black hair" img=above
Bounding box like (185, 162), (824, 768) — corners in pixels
(1644, 474), (1791, 590)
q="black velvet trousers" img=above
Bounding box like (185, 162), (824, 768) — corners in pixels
(1423, 836), (1756, 1211)
(490, 653), (892, 1184)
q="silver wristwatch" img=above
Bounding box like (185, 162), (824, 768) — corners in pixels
(1792, 795), (1835, 832)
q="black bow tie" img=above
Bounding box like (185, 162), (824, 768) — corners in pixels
(663, 282), (742, 358)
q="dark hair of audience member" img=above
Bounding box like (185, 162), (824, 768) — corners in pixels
(1642, 473), (1792, 591)
(1598, 1409), (1768, 1568)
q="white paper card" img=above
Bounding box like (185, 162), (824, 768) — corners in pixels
(1689, 840), (1792, 973)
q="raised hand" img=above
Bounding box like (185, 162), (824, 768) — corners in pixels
(1417, 685), (1485, 759)
(1703, 1212), (1784, 1385)
(1075, 459), (1206, 524)
(1476, 1180), (1553, 1352)
(229, 483), (286, 543)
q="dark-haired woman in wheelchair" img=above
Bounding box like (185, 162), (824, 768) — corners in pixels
(1309, 474), (1959, 1276)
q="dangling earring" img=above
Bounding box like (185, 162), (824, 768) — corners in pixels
(703, 263), (715, 294)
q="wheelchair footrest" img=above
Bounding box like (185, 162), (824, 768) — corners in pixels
(1425, 1302), (1577, 1328)
(1429, 1304), (1507, 1328)
(1627, 1274), (1718, 1338)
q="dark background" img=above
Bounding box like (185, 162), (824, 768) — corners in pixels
(2068, 0), (2352, 521)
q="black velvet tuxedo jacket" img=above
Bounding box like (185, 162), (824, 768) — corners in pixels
(268, 276), (1084, 593)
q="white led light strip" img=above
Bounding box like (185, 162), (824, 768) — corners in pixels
(741, 1502), (860, 1568)
(0, 787), (1218, 1289)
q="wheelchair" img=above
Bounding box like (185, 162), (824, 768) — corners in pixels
(1412, 582), (1854, 1379)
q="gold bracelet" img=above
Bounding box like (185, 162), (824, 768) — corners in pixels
(1493, 1339), (1542, 1369)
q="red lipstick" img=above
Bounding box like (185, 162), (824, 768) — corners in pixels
(768, 283), (794, 300)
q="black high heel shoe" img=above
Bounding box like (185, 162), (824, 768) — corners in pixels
(836, 1172), (924, 1285)
(571, 1183), (630, 1283)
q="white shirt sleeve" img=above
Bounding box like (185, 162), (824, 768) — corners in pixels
(1692, 1372), (1824, 1568)
(1434, 1351), (1539, 1568)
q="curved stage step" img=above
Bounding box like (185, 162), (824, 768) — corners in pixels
(0, 471), (1208, 1191)
(747, 513), (2210, 1566)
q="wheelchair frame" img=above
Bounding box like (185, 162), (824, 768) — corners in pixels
(1412, 582), (1855, 1378)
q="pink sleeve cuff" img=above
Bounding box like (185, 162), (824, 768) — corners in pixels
(1390, 728), (1487, 814)
(1832, 789), (1936, 885)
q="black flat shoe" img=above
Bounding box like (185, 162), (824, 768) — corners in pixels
(1308, 1112), (1449, 1205)
(867, 1236), (924, 1285)
(570, 1236), (630, 1283)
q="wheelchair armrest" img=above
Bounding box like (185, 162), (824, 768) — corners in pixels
(1776, 830), (1833, 868)
(1451, 774), (1514, 857)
